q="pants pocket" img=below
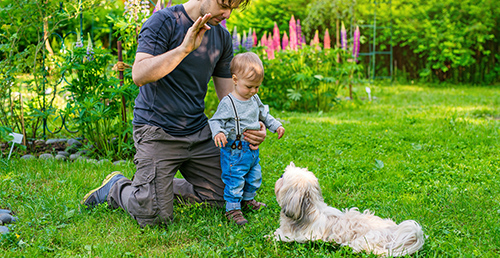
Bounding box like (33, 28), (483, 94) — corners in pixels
(129, 158), (159, 217)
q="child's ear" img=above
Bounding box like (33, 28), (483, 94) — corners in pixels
(232, 74), (238, 85)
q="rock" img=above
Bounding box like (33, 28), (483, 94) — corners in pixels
(0, 226), (8, 234)
(0, 209), (11, 214)
(113, 160), (127, 165)
(57, 151), (70, 157)
(21, 154), (35, 160)
(55, 154), (67, 161)
(39, 153), (54, 160)
(0, 213), (16, 224)
(97, 159), (110, 164)
(67, 138), (83, 147)
(45, 139), (59, 144)
(69, 154), (80, 161)
(34, 140), (45, 146)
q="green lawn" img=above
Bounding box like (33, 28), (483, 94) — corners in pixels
(1, 84), (499, 257)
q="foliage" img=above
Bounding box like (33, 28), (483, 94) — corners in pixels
(354, 0), (500, 84)
(256, 45), (364, 112)
(61, 40), (136, 160)
(1, 84), (500, 256)
(227, 0), (310, 38)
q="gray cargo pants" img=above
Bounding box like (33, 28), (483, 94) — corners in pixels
(107, 124), (225, 227)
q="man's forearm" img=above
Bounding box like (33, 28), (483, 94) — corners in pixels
(132, 46), (190, 87)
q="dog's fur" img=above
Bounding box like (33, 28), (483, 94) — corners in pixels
(273, 162), (425, 257)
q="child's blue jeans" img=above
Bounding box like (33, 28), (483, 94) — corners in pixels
(220, 140), (262, 212)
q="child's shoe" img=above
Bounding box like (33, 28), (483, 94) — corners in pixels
(225, 210), (248, 225)
(242, 199), (267, 211)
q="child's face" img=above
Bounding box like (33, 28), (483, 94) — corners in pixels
(232, 73), (262, 100)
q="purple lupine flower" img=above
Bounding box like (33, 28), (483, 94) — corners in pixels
(221, 19), (227, 29)
(353, 25), (360, 61)
(124, 0), (150, 23)
(289, 15), (297, 51)
(86, 33), (94, 61)
(297, 19), (304, 48)
(232, 26), (240, 52)
(75, 28), (83, 48)
(244, 29), (253, 51)
(341, 21), (347, 50)
(166, 0), (172, 8)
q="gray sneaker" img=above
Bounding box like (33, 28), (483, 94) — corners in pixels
(82, 171), (125, 209)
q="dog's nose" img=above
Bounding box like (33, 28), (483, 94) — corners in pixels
(280, 173), (284, 178)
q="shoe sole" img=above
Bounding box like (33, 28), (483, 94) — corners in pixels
(81, 171), (123, 205)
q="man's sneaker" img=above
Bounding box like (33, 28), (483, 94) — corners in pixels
(242, 199), (267, 211)
(82, 171), (125, 209)
(225, 210), (248, 225)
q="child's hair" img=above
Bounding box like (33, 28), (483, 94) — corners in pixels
(230, 52), (264, 82)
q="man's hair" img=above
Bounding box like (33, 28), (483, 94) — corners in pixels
(225, 0), (251, 10)
(230, 52), (264, 82)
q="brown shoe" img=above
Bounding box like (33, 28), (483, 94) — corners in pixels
(242, 199), (267, 211)
(225, 210), (248, 225)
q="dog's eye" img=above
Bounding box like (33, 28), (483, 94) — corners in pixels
(280, 173), (284, 178)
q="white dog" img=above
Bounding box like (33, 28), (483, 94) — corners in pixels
(273, 162), (425, 257)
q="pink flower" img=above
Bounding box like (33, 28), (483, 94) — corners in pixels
(153, 0), (163, 14)
(252, 30), (257, 47)
(289, 15), (297, 51)
(341, 21), (347, 50)
(260, 31), (267, 47)
(282, 31), (289, 50)
(324, 29), (331, 49)
(273, 22), (281, 51)
(353, 25), (360, 61)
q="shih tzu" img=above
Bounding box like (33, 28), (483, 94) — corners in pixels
(272, 162), (425, 257)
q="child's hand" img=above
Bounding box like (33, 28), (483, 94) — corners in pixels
(277, 126), (285, 139)
(214, 133), (227, 147)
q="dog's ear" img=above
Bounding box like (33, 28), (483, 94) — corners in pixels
(280, 187), (313, 221)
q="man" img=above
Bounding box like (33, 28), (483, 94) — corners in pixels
(82, 0), (266, 227)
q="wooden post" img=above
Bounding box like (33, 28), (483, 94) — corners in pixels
(117, 41), (128, 142)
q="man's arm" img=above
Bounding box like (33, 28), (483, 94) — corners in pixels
(132, 14), (212, 87)
(213, 76), (233, 100)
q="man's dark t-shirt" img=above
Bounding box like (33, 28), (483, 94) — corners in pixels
(133, 4), (233, 136)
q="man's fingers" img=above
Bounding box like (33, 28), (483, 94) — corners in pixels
(194, 13), (211, 31)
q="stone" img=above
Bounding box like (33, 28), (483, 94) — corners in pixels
(0, 226), (8, 234)
(97, 159), (110, 164)
(67, 138), (83, 147)
(21, 154), (35, 159)
(57, 151), (70, 157)
(39, 153), (54, 160)
(55, 154), (67, 161)
(113, 160), (127, 165)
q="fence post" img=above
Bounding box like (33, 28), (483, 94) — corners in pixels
(117, 41), (128, 143)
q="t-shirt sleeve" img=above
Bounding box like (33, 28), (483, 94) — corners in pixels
(137, 12), (173, 56)
(255, 95), (282, 133)
(208, 97), (234, 139)
(212, 28), (233, 78)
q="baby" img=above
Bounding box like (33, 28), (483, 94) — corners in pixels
(208, 52), (285, 225)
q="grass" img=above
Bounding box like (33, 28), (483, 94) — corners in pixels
(1, 84), (499, 257)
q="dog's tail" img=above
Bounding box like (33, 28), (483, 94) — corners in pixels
(387, 220), (425, 257)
